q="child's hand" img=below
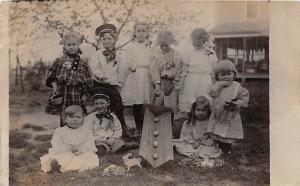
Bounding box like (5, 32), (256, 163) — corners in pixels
(63, 61), (72, 70)
(225, 101), (240, 111)
(106, 137), (115, 146)
(128, 64), (136, 72)
(217, 81), (231, 88)
(192, 141), (200, 149)
(51, 82), (58, 95)
(81, 95), (87, 105)
(71, 145), (79, 153)
(154, 87), (161, 96)
(95, 139), (105, 146)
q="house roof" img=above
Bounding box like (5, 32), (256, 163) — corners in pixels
(209, 21), (269, 38)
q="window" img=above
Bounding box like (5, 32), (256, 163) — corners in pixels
(215, 36), (269, 79)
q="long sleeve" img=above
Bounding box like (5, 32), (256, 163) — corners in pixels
(79, 61), (94, 94)
(116, 52), (127, 87)
(236, 86), (250, 108)
(88, 52), (103, 80)
(46, 58), (60, 87)
(78, 128), (97, 153)
(111, 115), (122, 139)
(173, 54), (183, 81)
(50, 128), (71, 154)
(207, 81), (231, 98)
(149, 55), (161, 84)
(179, 121), (193, 141)
(83, 113), (96, 134)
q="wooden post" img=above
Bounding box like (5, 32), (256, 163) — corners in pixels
(242, 37), (247, 82)
(15, 57), (19, 86)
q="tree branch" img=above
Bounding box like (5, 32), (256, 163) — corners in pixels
(93, 0), (107, 24)
(83, 37), (99, 50)
(116, 0), (139, 39)
(116, 38), (133, 50)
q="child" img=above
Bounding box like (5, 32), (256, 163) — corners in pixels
(121, 22), (158, 135)
(46, 31), (93, 126)
(150, 30), (183, 119)
(84, 88), (138, 154)
(40, 105), (99, 173)
(174, 96), (221, 159)
(89, 23), (131, 138)
(178, 28), (217, 113)
(207, 59), (249, 156)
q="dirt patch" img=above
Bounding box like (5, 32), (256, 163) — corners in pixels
(23, 123), (46, 131)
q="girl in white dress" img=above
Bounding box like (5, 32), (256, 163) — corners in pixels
(178, 28), (218, 113)
(40, 105), (99, 173)
(121, 22), (159, 135)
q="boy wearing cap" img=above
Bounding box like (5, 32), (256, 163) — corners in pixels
(83, 89), (135, 154)
(89, 23), (131, 138)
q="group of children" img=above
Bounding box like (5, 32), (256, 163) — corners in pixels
(41, 21), (249, 173)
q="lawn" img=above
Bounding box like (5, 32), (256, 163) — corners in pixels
(9, 80), (269, 186)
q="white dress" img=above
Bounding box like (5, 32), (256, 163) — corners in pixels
(121, 42), (153, 105)
(40, 126), (99, 173)
(178, 45), (216, 112)
(174, 120), (221, 159)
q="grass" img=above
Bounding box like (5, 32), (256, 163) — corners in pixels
(9, 122), (269, 186)
(9, 80), (270, 186)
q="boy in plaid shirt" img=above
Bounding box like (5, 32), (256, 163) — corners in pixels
(46, 31), (93, 126)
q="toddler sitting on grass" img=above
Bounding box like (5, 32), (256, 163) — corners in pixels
(40, 105), (99, 173)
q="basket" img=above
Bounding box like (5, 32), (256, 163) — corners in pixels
(45, 94), (63, 115)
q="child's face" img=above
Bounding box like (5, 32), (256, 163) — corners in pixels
(101, 33), (115, 49)
(160, 43), (171, 53)
(65, 111), (84, 129)
(94, 98), (109, 113)
(135, 25), (148, 43)
(217, 71), (235, 82)
(64, 38), (80, 54)
(194, 104), (209, 121)
(192, 40), (204, 50)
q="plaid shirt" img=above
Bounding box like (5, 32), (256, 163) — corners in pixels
(46, 53), (93, 108)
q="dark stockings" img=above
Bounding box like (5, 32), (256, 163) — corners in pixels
(115, 110), (130, 137)
(217, 141), (232, 155)
(133, 104), (145, 134)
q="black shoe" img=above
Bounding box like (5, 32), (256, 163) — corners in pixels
(50, 159), (61, 174)
(115, 142), (139, 153)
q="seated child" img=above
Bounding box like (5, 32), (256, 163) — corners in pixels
(84, 88), (137, 154)
(174, 96), (221, 159)
(40, 105), (99, 173)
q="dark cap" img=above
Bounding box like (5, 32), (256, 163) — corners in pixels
(90, 87), (110, 100)
(95, 24), (117, 36)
